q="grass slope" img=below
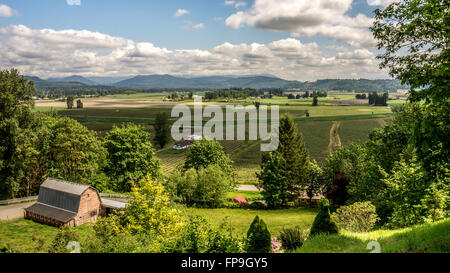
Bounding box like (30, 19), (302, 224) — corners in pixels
(296, 219), (450, 253)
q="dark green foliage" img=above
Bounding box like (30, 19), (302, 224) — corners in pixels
(0, 69), (36, 198)
(273, 115), (310, 201)
(257, 152), (288, 208)
(279, 227), (306, 251)
(66, 96), (74, 109)
(76, 99), (83, 109)
(310, 199), (339, 236)
(153, 112), (171, 149)
(312, 96), (318, 106)
(103, 123), (161, 192)
(183, 139), (233, 177)
(245, 216), (271, 253)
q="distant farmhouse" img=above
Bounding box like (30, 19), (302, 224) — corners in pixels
(173, 135), (202, 150)
(25, 178), (125, 227)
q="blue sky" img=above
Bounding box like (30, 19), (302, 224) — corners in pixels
(0, 0), (393, 80)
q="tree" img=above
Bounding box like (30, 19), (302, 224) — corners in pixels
(0, 69), (36, 198)
(46, 116), (107, 185)
(183, 139), (233, 177)
(273, 115), (310, 201)
(103, 124), (161, 192)
(66, 96), (74, 109)
(312, 96), (319, 106)
(310, 199), (339, 236)
(153, 112), (171, 149)
(257, 152), (288, 208)
(305, 160), (324, 203)
(245, 216), (271, 253)
(372, 0), (449, 105)
(167, 165), (234, 208)
(123, 175), (184, 238)
(76, 99), (83, 109)
(371, 0), (449, 177)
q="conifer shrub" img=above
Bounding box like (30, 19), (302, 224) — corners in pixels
(310, 199), (339, 236)
(245, 216), (271, 253)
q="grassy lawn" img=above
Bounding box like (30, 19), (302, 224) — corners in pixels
(183, 207), (318, 237)
(296, 218), (450, 253)
(0, 219), (93, 253)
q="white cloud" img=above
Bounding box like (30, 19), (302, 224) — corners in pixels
(174, 9), (190, 17)
(224, 0), (247, 9)
(225, 0), (376, 48)
(367, 0), (397, 6)
(0, 4), (16, 17)
(66, 0), (81, 6)
(0, 24), (387, 80)
(183, 21), (205, 31)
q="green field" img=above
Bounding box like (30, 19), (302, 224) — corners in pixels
(50, 99), (393, 182)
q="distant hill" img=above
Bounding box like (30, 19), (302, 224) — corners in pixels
(24, 73), (407, 93)
(114, 75), (301, 89)
(47, 75), (98, 85)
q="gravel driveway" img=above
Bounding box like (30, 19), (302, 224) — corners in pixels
(0, 202), (35, 221)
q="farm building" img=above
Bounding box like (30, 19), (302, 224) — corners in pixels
(25, 178), (125, 227)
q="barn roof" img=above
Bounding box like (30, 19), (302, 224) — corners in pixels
(41, 178), (90, 196)
(37, 178), (96, 213)
(101, 198), (127, 209)
(26, 203), (76, 223)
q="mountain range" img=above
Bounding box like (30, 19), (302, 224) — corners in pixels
(24, 74), (407, 92)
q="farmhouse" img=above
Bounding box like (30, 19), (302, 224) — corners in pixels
(25, 178), (124, 227)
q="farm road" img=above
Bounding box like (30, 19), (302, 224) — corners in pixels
(0, 202), (35, 221)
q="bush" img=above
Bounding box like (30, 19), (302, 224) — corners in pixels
(310, 199), (339, 236)
(245, 216), (271, 253)
(248, 201), (267, 210)
(331, 202), (380, 232)
(279, 227), (306, 251)
(167, 165), (235, 208)
(172, 216), (244, 253)
(48, 227), (79, 253)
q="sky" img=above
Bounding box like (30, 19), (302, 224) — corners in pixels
(0, 0), (397, 81)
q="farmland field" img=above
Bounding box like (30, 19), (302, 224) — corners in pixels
(34, 92), (398, 183)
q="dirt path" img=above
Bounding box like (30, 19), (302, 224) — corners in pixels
(0, 202), (35, 221)
(328, 121), (342, 153)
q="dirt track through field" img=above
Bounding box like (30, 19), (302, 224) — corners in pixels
(328, 121), (342, 153)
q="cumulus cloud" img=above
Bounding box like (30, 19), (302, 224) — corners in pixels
(225, 0), (376, 48)
(66, 0), (81, 6)
(0, 4), (16, 17)
(174, 9), (190, 17)
(0, 24), (386, 80)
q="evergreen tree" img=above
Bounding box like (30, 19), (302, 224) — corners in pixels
(273, 115), (310, 201)
(153, 112), (171, 149)
(245, 216), (271, 253)
(257, 153), (288, 208)
(310, 199), (339, 236)
(66, 96), (74, 109)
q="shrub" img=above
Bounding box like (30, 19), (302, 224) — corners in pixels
(245, 216), (271, 253)
(172, 216), (244, 253)
(248, 201), (267, 210)
(48, 227), (79, 253)
(167, 165), (234, 208)
(331, 202), (380, 232)
(279, 227), (306, 251)
(310, 199), (339, 236)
